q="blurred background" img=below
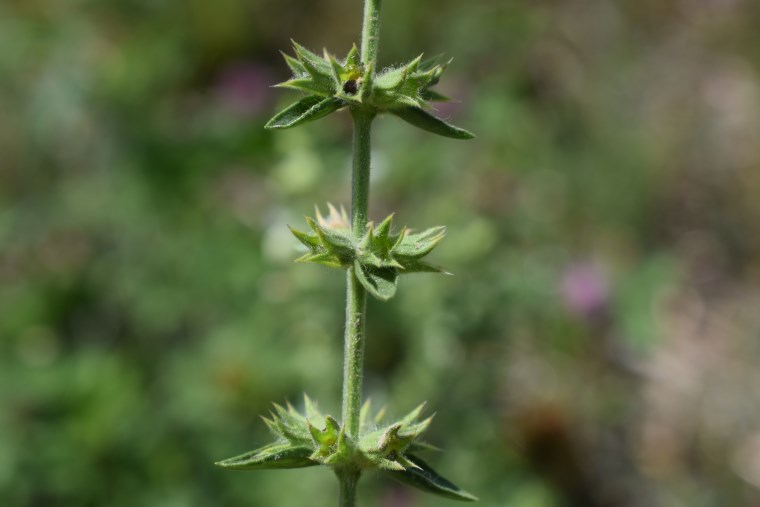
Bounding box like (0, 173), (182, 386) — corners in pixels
(2, 0), (760, 505)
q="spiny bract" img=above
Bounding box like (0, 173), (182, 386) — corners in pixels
(265, 41), (474, 140)
(289, 204), (449, 301)
(215, 396), (476, 502)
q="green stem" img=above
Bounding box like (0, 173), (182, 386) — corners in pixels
(341, 261), (367, 438)
(337, 103), (374, 507)
(337, 2), (382, 506)
(348, 111), (373, 239)
(338, 468), (361, 507)
(341, 109), (373, 439)
(361, 0), (382, 68)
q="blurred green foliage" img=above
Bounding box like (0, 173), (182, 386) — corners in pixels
(3, 0), (760, 506)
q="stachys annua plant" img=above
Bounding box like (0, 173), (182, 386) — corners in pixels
(215, 1), (476, 505)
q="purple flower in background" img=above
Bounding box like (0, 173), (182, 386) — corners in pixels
(215, 62), (273, 117)
(430, 78), (468, 119)
(560, 262), (609, 319)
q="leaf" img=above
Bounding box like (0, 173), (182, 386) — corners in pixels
(386, 454), (477, 502)
(215, 443), (317, 471)
(354, 260), (398, 301)
(420, 89), (452, 102)
(274, 78), (332, 97)
(390, 107), (474, 140)
(397, 260), (450, 275)
(265, 96), (344, 130)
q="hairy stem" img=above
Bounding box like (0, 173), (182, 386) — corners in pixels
(338, 2), (381, 506)
(361, 0), (382, 68)
(342, 109), (373, 439)
(338, 105), (374, 507)
(338, 468), (361, 507)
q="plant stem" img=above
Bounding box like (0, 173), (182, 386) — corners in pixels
(338, 468), (361, 507)
(361, 0), (382, 68)
(341, 109), (373, 440)
(338, 2), (382, 505)
(338, 102), (374, 507)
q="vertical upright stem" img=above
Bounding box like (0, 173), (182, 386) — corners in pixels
(338, 1), (382, 506)
(361, 0), (382, 68)
(338, 107), (374, 507)
(338, 468), (361, 507)
(349, 111), (373, 239)
(342, 109), (373, 440)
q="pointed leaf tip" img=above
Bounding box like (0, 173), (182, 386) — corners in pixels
(386, 454), (477, 501)
(274, 78), (332, 97)
(215, 443), (317, 471)
(390, 107), (474, 140)
(265, 96), (344, 130)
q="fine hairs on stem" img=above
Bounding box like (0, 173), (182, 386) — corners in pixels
(216, 1), (476, 505)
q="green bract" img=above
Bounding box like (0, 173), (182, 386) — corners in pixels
(289, 204), (448, 301)
(265, 41), (474, 139)
(216, 396), (476, 502)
